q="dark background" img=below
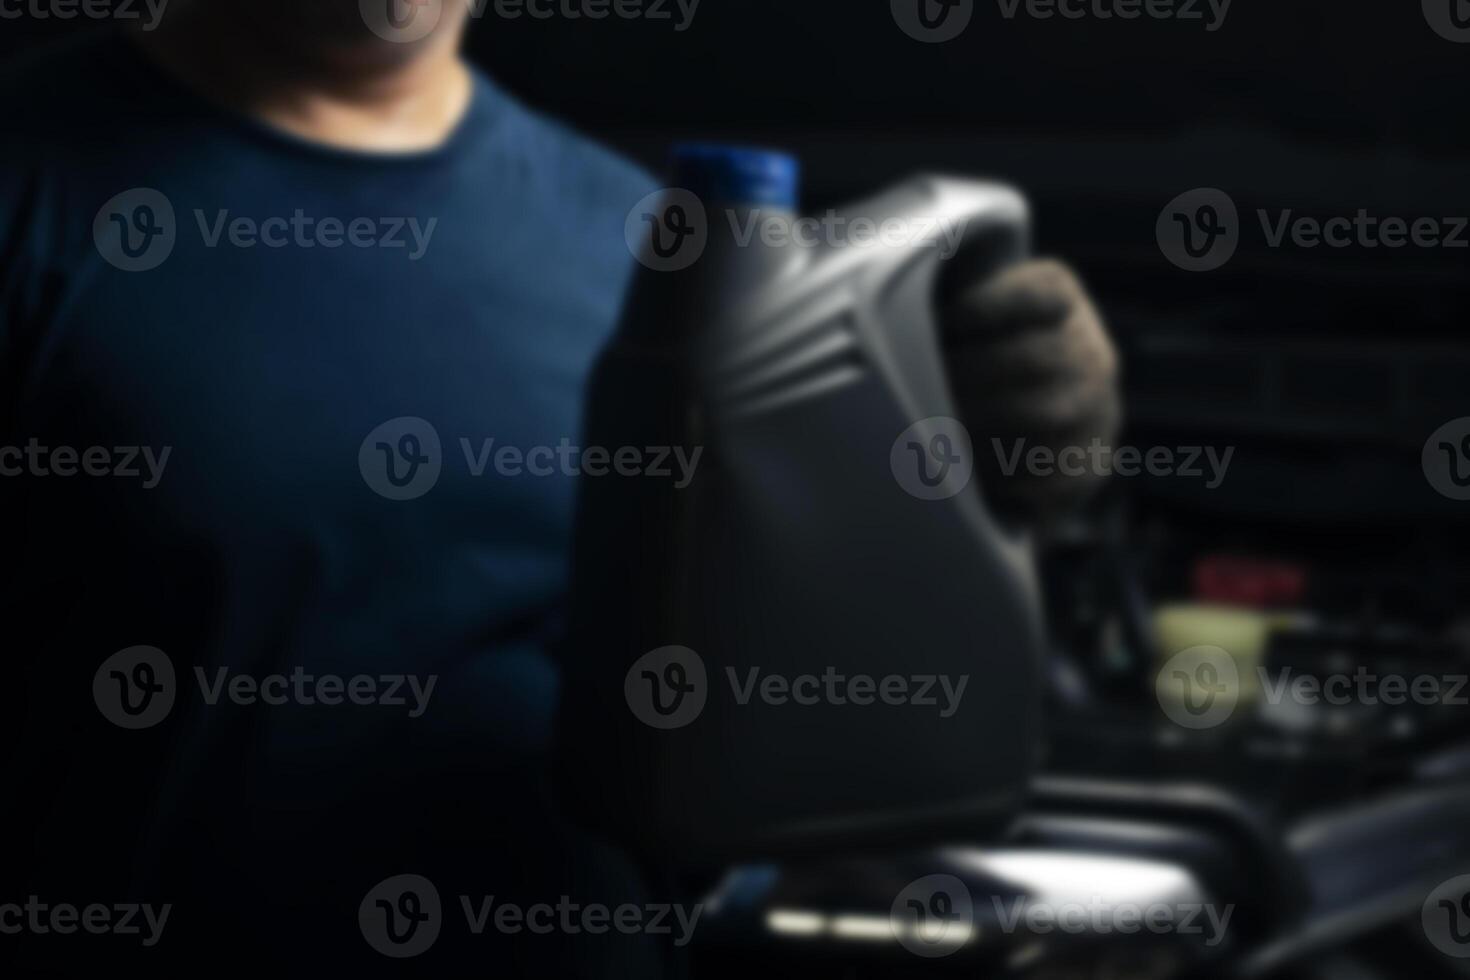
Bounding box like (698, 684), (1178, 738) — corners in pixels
(480, 0), (1470, 601)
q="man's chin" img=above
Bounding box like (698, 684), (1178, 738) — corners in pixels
(228, 0), (468, 59)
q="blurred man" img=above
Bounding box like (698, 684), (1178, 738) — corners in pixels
(0, 0), (1117, 973)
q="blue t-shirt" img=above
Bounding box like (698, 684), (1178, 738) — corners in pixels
(0, 31), (667, 974)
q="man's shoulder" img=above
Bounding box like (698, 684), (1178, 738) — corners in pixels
(474, 73), (657, 217)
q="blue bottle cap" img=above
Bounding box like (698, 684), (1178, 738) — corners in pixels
(671, 144), (799, 209)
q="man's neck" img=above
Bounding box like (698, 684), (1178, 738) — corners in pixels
(131, 9), (474, 154)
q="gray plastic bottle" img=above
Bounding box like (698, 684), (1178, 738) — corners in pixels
(557, 146), (1044, 867)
